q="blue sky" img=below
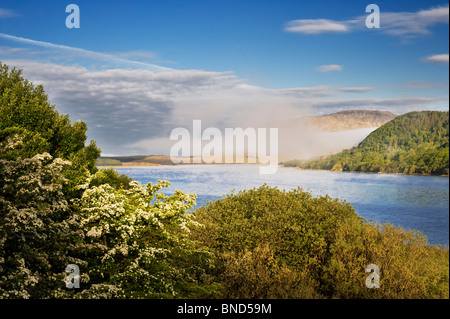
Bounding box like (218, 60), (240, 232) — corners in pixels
(0, 0), (448, 156)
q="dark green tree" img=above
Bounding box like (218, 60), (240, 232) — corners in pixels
(0, 62), (101, 197)
(284, 111), (449, 176)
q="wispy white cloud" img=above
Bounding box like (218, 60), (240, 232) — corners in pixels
(337, 86), (374, 93)
(399, 80), (449, 90)
(381, 5), (449, 37)
(0, 33), (172, 71)
(0, 8), (16, 18)
(284, 4), (449, 38)
(423, 54), (449, 65)
(285, 19), (349, 34)
(316, 64), (343, 73)
(113, 50), (158, 60)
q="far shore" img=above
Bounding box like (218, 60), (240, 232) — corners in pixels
(281, 165), (450, 178)
(97, 162), (450, 178)
(96, 162), (260, 168)
(97, 161), (165, 168)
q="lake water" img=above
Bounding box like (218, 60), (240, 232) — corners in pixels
(112, 165), (449, 246)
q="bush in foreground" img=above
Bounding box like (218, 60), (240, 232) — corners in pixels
(0, 137), (219, 298)
(0, 137), (78, 298)
(72, 175), (220, 298)
(191, 185), (449, 299)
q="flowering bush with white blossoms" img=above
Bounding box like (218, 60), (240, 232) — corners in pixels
(0, 62), (221, 299)
(0, 136), (219, 299)
(0, 136), (82, 298)
(72, 174), (219, 299)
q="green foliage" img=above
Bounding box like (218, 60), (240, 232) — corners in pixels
(285, 111), (449, 175)
(89, 168), (133, 190)
(96, 158), (123, 166)
(220, 245), (321, 299)
(0, 136), (81, 298)
(99, 155), (148, 163)
(0, 62), (220, 299)
(0, 127), (49, 160)
(0, 62), (101, 198)
(191, 185), (357, 298)
(191, 185), (449, 299)
(71, 175), (220, 299)
(326, 220), (449, 298)
(0, 139), (220, 299)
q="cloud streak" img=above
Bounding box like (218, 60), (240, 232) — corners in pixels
(423, 54), (449, 65)
(316, 64), (343, 73)
(337, 86), (374, 93)
(284, 4), (449, 38)
(285, 19), (349, 34)
(0, 33), (172, 71)
(0, 8), (16, 18)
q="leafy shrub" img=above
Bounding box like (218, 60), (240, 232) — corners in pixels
(191, 185), (449, 299)
(72, 174), (220, 298)
(89, 168), (132, 190)
(0, 62), (101, 198)
(221, 245), (321, 299)
(0, 136), (80, 298)
(326, 221), (449, 299)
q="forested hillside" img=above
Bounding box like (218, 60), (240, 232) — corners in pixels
(283, 111), (449, 175)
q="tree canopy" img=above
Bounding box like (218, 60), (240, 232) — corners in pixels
(0, 62), (101, 197)
(284, 111), (449, 175)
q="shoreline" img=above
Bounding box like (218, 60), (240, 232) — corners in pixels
(281, 165), (450, 178)
(97, 162), (449, 177)
(97, 162), (165, 168)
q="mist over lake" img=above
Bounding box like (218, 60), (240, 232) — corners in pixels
(112, 165), (449, 246)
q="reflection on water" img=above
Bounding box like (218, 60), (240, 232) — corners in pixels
(113, 165), (449, 246)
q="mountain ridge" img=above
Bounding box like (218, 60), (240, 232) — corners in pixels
(306, 110), (397, 131)
(283, 111), (449, 176)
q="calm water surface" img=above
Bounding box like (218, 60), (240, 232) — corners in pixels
(113, 165), (449, 246)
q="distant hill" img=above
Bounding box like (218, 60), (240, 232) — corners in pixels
(96, 155), (262, 166)
(283, 111), (449, 176)
(97, 155), (175, 166)
(306, 110), (397, 131)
